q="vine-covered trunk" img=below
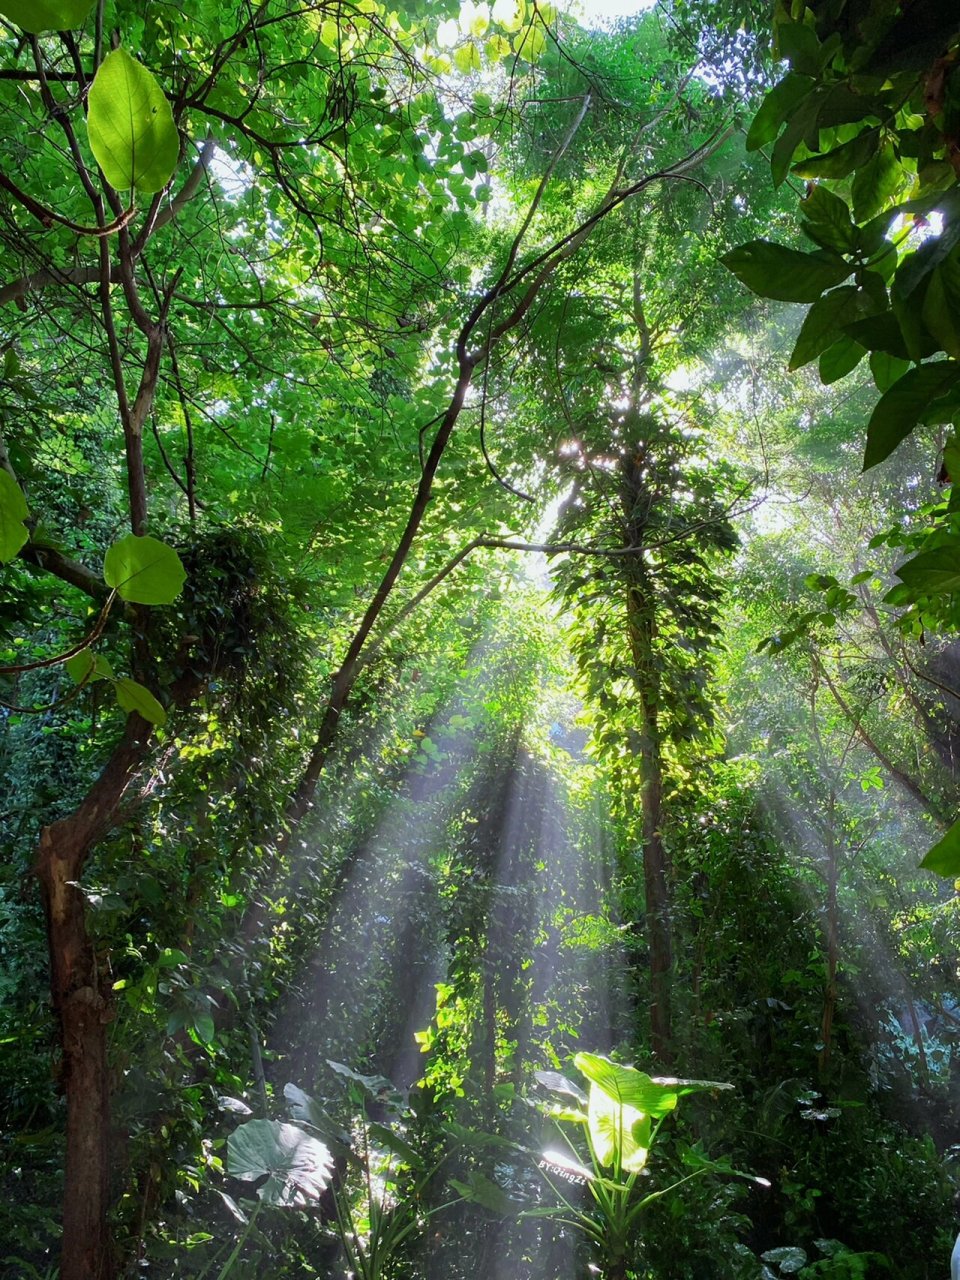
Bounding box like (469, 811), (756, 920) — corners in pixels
(637, 680), (672, 1065)
(35, 715), (151, 1280)
(626, 574), (672, 1065)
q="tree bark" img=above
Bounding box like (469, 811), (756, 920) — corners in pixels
(35, 713), (152, 1280)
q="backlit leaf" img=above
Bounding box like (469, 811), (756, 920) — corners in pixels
(88, 48), (179, 193)
(0, 469), (29, 562)
(721, 241), (851, 303)
(863, 361), (960, 469)
(103, 534), (186, 604)
(114, 677), (167, 726)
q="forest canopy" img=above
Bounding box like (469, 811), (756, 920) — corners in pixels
(2, 1), (960, 1278)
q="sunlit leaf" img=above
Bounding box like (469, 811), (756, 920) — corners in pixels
(88, 48), (179, 193)
(0, 469), (29, 562)
(227, 1118), (333, 1207)
(103, 533), (186, 604)
(114, 677), (167, 726)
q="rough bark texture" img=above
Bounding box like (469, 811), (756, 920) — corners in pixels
(35, 713), (152, 1280)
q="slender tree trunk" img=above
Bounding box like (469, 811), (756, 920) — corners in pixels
(35, 714), (152, 1280)
(819, 800), (839, 1075)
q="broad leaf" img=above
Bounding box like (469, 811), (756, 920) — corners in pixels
(819, 336), (865, 384)
(65, 648), (114, 684)
(114, 677), (166, 726)
(746, 73), (815, 151)
(574, 1053), (729, 1116)
(721, 242), (851, 303)
(920, 817), (960, 877)
(863, 362), (960, 469)
(799, 185), (857, 255)
(0, 469), (29, 562)
(103, 533), (186, 604)
(895, 542), (960, 597)
(0, 0), (93, 32)
(88, 48), (179, 193)
(789, 287), (863, 370)
(792, 128), (879, 181)
(227, 1118), (333, 1207)
(587, 1082), (650, 1172)
(450, 1171), (517, 1214)
(533, 1069), (588, 1107)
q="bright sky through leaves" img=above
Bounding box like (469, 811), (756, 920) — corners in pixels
(566, 0), (655, 25)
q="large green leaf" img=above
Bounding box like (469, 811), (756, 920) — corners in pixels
(87, 48), (179, 194)
(0, 469), (29, 562)
(227, 1118), (333, 1207)
(746, 73), (815, 151)
(863, 361), (960, 469)
(721, 241), (851, 303)
(586, 1081), (650, 1173)
(789, 287), (863, 370)
(0, 0), (93, 32)
(103, 534), (186, 604)
(799, 185), (857, 255)
(920, 817), (960, 877)
(792, 128), (879, 181)
(574, 1053), (731, 1118)
(114, 677), (167, 726)
(895, 542), (960, 597)
(819, 336), (865, 384)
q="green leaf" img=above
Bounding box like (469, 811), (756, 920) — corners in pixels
(87, 48), (179, 193)
(792, 128), (879, 180)
(869, 350), (910, 392)
(65, 648), (114, 684)
(586, 1080), (650, 1172)
(0, 469), (29, 562)
(895, 542), (960, 596)
(450, 1171), (516, 1214)
(534, 1069), (588, 1106)
(852, 143), (902, 222)
(574, 1053), (731, 1117)
(193, 1012), (215, 1044)
(819, 335), (865, 383)
(799, 185), (857, 254)
(114, 677), (167, 726)
(789, 287), (863, 370)
(863, 361), (960, 469)
(776, 22), (822, 77)
(922, 266), (960, 358)
(919, 817), (960, 877)
(746, 72), (815, 151)
(721, 241), (851, 303)
(0, 0), (94, 33)
(227, 1118), (333, 1207)
(103, 533), (186, 604)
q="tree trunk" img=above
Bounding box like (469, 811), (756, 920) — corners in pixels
(638, 682), (672, 1065)
(625, 572), (672, 1065)
(35, 714), (152, 1280)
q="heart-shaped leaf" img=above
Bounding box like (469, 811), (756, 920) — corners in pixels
(103, 533), (185, 604)
(227, 1118), (333, 1207)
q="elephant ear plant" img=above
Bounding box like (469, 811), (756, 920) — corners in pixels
(529, 1052), (766, 1280)
(216, 1061), (460, 1280)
